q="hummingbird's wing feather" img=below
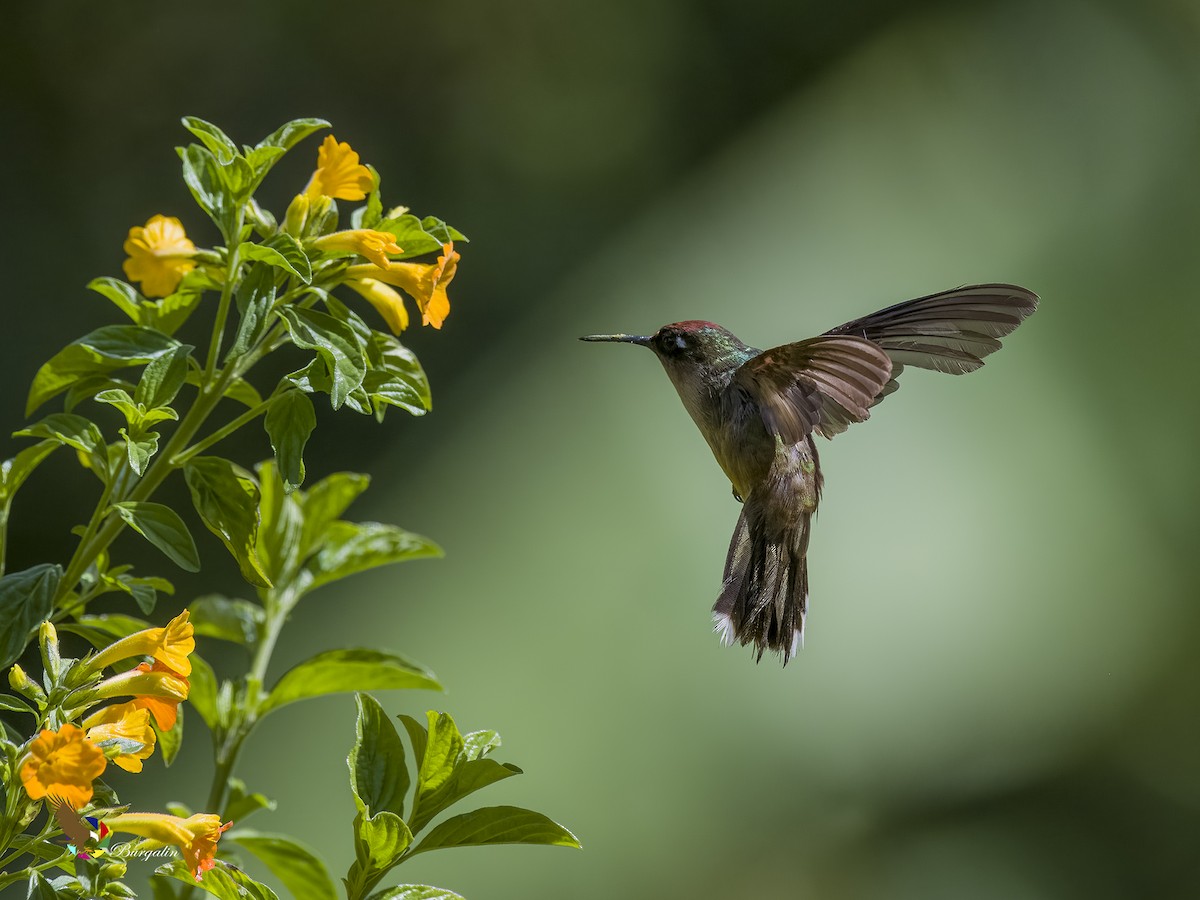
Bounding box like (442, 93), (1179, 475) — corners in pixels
(824, 283), (1038, 382)
(734, 336), (893, 444)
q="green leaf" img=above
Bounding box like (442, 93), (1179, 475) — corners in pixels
(0, 441), (58, 505)
(156, 702), (183, 766)
(227, 263), (277, 362)
(135, 344), (193, 409)
(408, 806), (580, 856)
(419, 216), (468, 245)
(59, 613), (150, 649)
(187, 652), (219, 730)
(0, 564), (61, 668)
(264, 391), (316, 491)
(349, 693), (409, 819)
(143, 282), (206, 336)
(0, 693), (34, 715)
(179, 143), (234, 239)
(295, 471), (370, 558)
(255, 117), (330, 152)
(112, 502), (201, 572)
(239, 235), (312, 285)
(120, 427), (160, 476)
(28, 325), (181, 415)
(184, 457), (271, 588)
(189, 595), (262, 645)
(223, 376), (264, 408)
(375, 215), (444, 260)
(462, 730), (502, 760)
(306, 521), (440, 593)
(155, 860), (278, 900)
(182, 116), (239, 165)
(260, 648), (440, 717)
(254, 459), (303, 585)
(353, 810), (413, 874)
(228, 831), (337, 900)
(16, 413), (106, 471)
(277, 307), (367, 410)
(87, 277), (144, 322)
(368, 888), (465, 900)
(224, 777), (277, 823)
(364, 334), (432, 420)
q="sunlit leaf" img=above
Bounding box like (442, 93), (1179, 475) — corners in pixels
(408, 806), (580, 855)
(184, 457), (271, 588)
(228, 830), (337, 900)
(261, 649), (440, 716)
(112, 502), (200, 572)
(350, 693), (409, 819)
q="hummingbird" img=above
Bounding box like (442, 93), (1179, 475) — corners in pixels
(582, 283), (1038, 664)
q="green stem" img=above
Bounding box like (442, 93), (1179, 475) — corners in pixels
(173, 396), (277, 467)
(204, 233), (243, 378)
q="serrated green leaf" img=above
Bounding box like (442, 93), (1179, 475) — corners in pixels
(189, 595), (262, 645)
(187, 652), (218, 730)
(408, 806), (580, 855)
(350, 693), (410, 819)
(156, 860), (278, 900)
(0, 564), (61, 668)
(264, 391), (316, 491)
(239, 233), (312, 284)
(112, 502), (201, 572)
(229, 831), (337, 900)
(135, 344), (193, 409)
(277, 307), (366, 410)
(261, 648), (440, 717)
(88, 277), (144, 322)
(224, 777), (276, 823)
(305, 521), (440, 593)
(184, 457), (271, 588)
(28, 325), (181, 415)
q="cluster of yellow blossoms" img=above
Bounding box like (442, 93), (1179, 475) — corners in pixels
(121, 135), (459, 332)
(15, 612), (231, 878)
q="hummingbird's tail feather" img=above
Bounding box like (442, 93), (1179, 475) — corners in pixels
(713, 497), (810, 665)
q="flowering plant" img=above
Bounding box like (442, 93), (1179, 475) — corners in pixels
(0, 117), (577, 900)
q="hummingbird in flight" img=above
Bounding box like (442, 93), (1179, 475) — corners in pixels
(582, 283), (1038, 665)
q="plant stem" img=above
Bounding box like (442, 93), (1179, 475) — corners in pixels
(172, 396), (276, 468)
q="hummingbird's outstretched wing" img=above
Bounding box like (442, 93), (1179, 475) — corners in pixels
(732, 336), (893, 445)
(822, 283), (1038, 430)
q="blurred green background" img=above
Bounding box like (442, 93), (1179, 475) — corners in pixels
(4, 0), (1200, 897)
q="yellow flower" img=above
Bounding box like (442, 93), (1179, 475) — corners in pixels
(345, 277), (409, 334)
(103, 812), (232, 879)
(85, 610), (194, 677)
(90, 662), (190, 710)
(130, 661), (189, 730)
(122, 215), (197, 298)
(20, 724), (107, 810)
(304, 135), (374, 201)
(312, 229), (403, 269)
(84, 701), (156, 773)
(347, 242), (459, 330)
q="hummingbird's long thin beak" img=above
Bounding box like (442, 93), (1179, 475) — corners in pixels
(579, 333), (653, 346)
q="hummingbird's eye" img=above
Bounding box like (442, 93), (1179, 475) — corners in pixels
(658, 331), (689, 355)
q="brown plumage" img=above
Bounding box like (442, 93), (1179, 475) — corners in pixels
(583, 283), (1038, 664)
